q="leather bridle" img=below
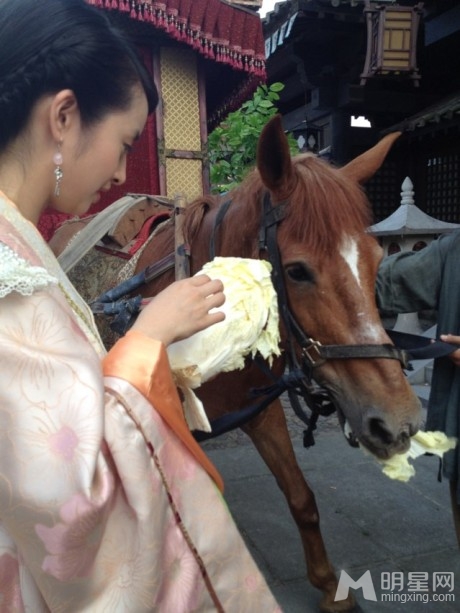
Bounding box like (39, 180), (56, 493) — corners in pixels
(257, 191), (410, 376)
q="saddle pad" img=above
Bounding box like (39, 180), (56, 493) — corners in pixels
(98, 212), (171, 258)
(107, 197), (173, 247)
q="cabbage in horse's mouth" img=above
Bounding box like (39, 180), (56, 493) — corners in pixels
(336, 406), (413, 460)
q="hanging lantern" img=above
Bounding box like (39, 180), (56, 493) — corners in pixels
(361, 1), (423, 86)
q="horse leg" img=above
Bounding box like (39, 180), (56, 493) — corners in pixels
(242, 398), (355, 613)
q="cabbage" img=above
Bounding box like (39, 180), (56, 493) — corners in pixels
(167, 257), (281, 432)
(376, 431), (457, 482)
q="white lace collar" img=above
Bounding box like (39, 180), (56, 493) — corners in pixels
(0, 242), (57, 298)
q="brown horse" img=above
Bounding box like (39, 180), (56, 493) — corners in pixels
(51, 115), (421, 612)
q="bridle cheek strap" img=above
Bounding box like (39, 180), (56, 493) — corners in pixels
(258, 190), (410, 379)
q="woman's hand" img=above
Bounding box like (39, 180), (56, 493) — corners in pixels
(131, 274), (225, 346)
(440, 334), (460, 367)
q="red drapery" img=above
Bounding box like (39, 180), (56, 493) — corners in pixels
(87, 0), (266, 79)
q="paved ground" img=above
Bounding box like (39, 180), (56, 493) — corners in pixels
(201, 392), (459, 612)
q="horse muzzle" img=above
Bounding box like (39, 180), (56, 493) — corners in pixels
(337, 403), (422, 460)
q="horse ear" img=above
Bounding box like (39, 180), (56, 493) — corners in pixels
(257, 114), (295, 195)
(340, 131), (402, 184)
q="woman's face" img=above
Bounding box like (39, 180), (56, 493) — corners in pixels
(53, 86), (149, 216)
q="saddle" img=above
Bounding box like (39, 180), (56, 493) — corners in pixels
(49, 194), (174, 271)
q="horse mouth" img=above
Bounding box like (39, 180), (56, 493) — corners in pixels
(337, 411), (411, 460)
(336, 408), (359, 448)
(357, 435), (411, 460)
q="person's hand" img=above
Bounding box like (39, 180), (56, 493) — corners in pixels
(440, 334), (460, 367)
(131, 274), (225, 346)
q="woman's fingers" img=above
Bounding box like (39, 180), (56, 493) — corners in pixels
(132, 276), (226, 346)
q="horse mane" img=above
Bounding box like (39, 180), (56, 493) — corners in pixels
(285, 154), (373, 254)
(183, 153), (373, 260)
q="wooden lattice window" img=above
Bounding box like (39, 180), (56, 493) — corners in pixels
(425, 153), (460, 223)
(365, 159), (401, 222)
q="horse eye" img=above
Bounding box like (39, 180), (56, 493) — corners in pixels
(285, 263), (315, 284)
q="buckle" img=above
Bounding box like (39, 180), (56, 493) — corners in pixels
(302, 339), (326, 368)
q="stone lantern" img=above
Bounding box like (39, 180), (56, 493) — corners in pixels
(370, 176), (460, 333)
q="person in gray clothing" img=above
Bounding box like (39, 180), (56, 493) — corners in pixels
(376, 229), (460, 546)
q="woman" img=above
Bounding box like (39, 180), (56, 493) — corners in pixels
(0, 0), (280, 610)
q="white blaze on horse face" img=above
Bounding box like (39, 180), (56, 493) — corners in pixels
(339, 235), (386, 341)
(339, 236), (361, 287)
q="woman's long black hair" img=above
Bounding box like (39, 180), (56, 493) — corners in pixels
(0, 0), (158, 151)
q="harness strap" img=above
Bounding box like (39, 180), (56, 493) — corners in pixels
(386, 329), (458, 361)
(259, 193), (324, 440)
(314, 343), (410, 365)
(193, 368), (311, 442)
(193, 388), (282, 442)
(91, 252), (175, 308)
(89, 252), (175, 334)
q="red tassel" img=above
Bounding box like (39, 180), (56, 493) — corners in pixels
(111, 0), (118, 9)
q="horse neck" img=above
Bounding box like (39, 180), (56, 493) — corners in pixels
(189, 195), (261, 268)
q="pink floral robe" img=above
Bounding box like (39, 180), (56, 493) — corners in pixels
(0, 192), (281, 612)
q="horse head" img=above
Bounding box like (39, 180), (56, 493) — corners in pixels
(251, 115), (421, 460)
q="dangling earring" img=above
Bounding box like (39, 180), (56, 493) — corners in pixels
(53, 143), (63, 197)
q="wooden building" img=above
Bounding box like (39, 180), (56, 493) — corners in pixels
(262, 1), (460, 222)
(39, 0), (266, 239)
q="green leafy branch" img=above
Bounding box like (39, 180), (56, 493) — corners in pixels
(208, 82), (298, 194)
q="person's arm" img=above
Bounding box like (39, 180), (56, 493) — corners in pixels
(102, 328), (224, 489)
(375, 232), (454, 315)
(0, 281), (225, 603)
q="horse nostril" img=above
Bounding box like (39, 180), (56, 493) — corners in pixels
(368, 417), (394, 445)
(400, 430), (410, 444)
(400, 424), (412, 438)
